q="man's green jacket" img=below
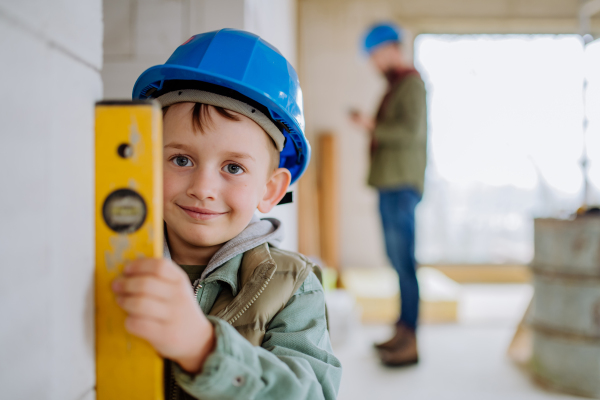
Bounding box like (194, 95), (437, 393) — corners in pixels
(369, 74), (427, 193)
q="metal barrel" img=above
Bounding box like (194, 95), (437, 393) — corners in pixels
(530, 218), (600, 398)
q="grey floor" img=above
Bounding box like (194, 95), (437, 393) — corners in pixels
(332, 284), (582, 400)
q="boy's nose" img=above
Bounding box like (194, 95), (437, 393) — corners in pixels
(187, 168), (219, 201)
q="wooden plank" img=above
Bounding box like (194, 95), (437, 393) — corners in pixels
(95, 101), (164, 400)
(298, 159), (321, 258)
(428, 264), (531, 283)
(342, 267), (458, 324)
(420, 299), (458, 324)
(318, 133), (339, 271)
(353, 295), (458, 324)
(507, 300), (533, 367)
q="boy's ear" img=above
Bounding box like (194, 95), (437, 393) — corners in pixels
(258, 168), (292, 214)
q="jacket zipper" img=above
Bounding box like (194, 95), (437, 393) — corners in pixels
(170, 366), (178, 400)
(227, 271), (273, 324)
(193, 280), (203, 299)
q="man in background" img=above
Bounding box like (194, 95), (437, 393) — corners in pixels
(350, 22), (427, 367)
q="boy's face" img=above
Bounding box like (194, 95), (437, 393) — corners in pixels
(162, 102), (286, 250)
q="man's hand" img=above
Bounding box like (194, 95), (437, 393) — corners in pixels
(348, 109), (375, 132)
(111, 258), (215, 374)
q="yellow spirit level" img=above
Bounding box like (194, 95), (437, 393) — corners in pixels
(95, 100), (164, 399)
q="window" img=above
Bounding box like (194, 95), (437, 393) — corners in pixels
(414, 35), (599, 264)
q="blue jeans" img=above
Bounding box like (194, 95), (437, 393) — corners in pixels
(378, 188), (421, 330)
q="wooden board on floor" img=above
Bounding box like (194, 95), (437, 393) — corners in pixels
(428, 264), (531, 283)
(343, 267), (459, 324)
(354, 295), (458, 324)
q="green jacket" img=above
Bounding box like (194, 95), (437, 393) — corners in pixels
(368, 74), (427, 193)
(169, 245), (342, 400)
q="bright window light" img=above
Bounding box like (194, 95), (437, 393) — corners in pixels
(585, 40), (600, 200)
(414, 34), (596, 264)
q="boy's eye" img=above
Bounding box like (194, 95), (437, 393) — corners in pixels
(223, 164), (244, 175)
(172, 156), (192, 167)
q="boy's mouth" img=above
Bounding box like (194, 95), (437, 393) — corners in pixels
(177, 205), (227, 221)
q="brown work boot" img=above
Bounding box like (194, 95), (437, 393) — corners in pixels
(373, 322), (412, 350)
(377, 325), (419, 367)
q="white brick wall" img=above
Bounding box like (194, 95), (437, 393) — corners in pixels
(135, 0), (185, 57)
(0, 2), (102, 399)
(1, 0), (102, 69)
(244, 0), (297, 66)
(101, 0), (248, 99)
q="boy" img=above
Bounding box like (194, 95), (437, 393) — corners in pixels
(111, 29), (342, 399)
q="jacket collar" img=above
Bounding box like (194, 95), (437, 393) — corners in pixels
(203, 253), (243, 296)
(202, 243), (275, 297)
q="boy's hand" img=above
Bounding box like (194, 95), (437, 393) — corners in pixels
(111, 258), (215, 374)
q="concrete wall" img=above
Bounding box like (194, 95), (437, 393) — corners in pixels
(298, 0), (592, 269)
(0, 1), (102, 399)
(102, 0), (299, 250)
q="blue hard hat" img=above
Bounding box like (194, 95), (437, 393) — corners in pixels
(133, 29), (310, 184)
(363, 23), (402, 54)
